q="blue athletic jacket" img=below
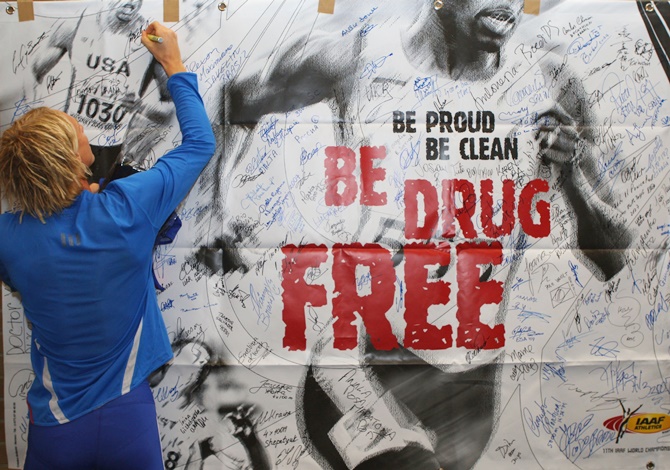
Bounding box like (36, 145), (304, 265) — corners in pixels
(0, 72), (216, 425)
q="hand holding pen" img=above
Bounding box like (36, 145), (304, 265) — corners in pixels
(141, 22), (187, 77)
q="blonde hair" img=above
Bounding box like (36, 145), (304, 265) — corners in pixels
(0, 107), (89, 222)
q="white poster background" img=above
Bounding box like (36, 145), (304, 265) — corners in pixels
(2, 1), (670, 469)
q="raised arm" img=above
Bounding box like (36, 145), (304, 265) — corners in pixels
(104, 22), (215, 228)
(225, 28), (354, 129)
(204, 20), (358, 218)
(32, 16), (81, 84)
(535, 60), (634, 281)
(140, 22), (187, 77)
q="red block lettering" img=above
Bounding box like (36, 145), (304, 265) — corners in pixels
(444, 179), (477, 239)
(404, 243), (453, 349)
(404, 179), (439, 240)
(456, 241), (505, 350)
(519, 178), (550, 238)
(324, 146), (357, 206)
(360, 146), (387, 206)
(281, 244), (328, 351)
(332, 244), (397, 350)
(441, 180), (455, 238)
(481, 179), (516, 238)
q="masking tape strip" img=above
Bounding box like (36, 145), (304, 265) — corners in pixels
(164, 0), (179, 22)
(18, 0), (35, 22)
(318, 0), (335, 14)
(524, 0), (541, 15)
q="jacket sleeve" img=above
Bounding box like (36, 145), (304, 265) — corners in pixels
(0, 255), (16, 291)
(104, 72), (216, 230)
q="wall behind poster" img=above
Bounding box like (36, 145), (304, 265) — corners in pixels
(2, 0), (670, 468)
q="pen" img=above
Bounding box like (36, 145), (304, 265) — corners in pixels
(147, 34), (163, 43)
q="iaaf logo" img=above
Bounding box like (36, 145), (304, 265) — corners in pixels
(604, 406), (670, 443)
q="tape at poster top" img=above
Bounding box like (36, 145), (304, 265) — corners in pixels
(164, 0), (179, 22)
(18, 0), (34, 22)
(524, 0), (541, 15)
(318, 0), (335, 14)
(16, 0), (180, 22)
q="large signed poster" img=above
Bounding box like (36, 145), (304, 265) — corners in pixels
(2, 0), (670, 468)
